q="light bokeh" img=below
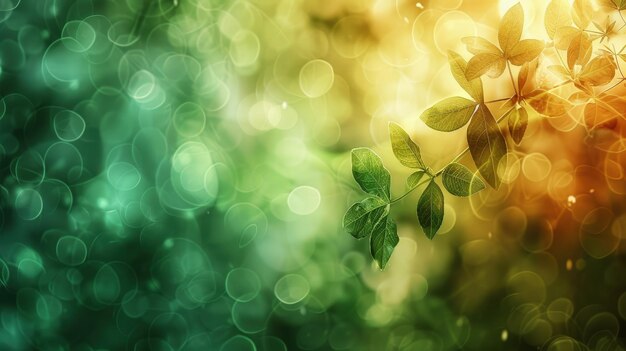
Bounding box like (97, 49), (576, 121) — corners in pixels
(0, 0), (624, 350)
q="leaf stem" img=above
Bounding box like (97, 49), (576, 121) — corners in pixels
(484, 97), (510, 104)
(507, 61), (519, 97)
(390, 178), (430, 204)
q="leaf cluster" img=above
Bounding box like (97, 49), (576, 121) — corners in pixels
(343, 1), (626, 270)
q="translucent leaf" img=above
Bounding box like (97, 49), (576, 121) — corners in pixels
(442, 163), (485, 197)
(584, 94), (626, 128)
(598, 0), (626, 10)
(407, 171), (426, 188)
(420, 97), (477, 132)
(579, 55), (616, 87)
(507, 106), (528, 145)
(417, 180), (444, 239)
(567, 32), (592, 69)
(518, 60), (538, 93)
(448, 50), (484, 102)
(526, 89), (572, 117)
(389, 122), (425, 169)
(370, 218), (398, 270)
(548, 65), (571, 81)
(466, 53), (506, 80)
(343, 197), (388, 239)
(508, 39), (545, 66)
(461, 37), (501, 56)
(544, 0), (572, 39)
(467, 104), (507, 189)
(351, 148), (391, 201)
(572, 0), (592, 30)
(499, 3), (524, 54)
(554, 26), (581, 50)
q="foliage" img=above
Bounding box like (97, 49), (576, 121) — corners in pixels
(344, 0), (626, 269)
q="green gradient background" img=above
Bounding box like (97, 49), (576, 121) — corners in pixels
(0, 0), (624, 350)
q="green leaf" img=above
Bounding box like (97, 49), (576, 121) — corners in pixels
(407, 170), (426, 188)
(343, 197), (388, 239)
(420, 97), (477, 132)
(442, 163), (486, 197)
(370, 217), (398, 270)
(389, 122), (425, 169)
(507, 107), (528, 145)
(417, 180), (444, 239)
(448, 51), (484, 102)
(351, 148), (391, 201)
(467, 104), (507, 189)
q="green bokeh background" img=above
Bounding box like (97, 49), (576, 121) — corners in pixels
(0, 0), (624, 350)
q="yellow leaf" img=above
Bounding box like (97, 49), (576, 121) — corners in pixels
(518, 60), (538, 94)
(568, 91), (591, 104)
(579, 55), (616, 86)
(499, 3), (524, 54)
(508, 39), (545, 66)
(448, 51), (484, 102)
(507, 106), (528, 145)
(461, 37), (501, 56)
(466, 53), (505, 80)
(598, 0), (626, 10)
(548, 65), (571, 81)
(572, 0), (592, 30)
(526, 89), (572, 117)
(554, 26), (582, 50)
(545, 0), (573, 39)
(567, 32), (592, 69)
(486, 58), (507, 79)
(584, 94), (626, 128)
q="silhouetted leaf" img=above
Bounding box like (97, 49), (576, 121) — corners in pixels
(417, 180), (444, 239)
(448, 50), (484, 101)
(545, 0), (572, 39)
(509, 39), (545, 66)
(467, 104), (507, 189)
(507, 106), (528, 145)
(407, 171), (426, 188)
(442, 163), (485, 196)
(420, 97), (477, 132)
(370, 218), (398, 270)
(351, 148), (391, 201)
(466, 53), (506, 80)
(343, 197), (388, 239)
(389, 122), (425, 169)
(499, 3), (524, 54)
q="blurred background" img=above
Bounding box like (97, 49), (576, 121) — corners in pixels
(0, 0), (624, 350)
